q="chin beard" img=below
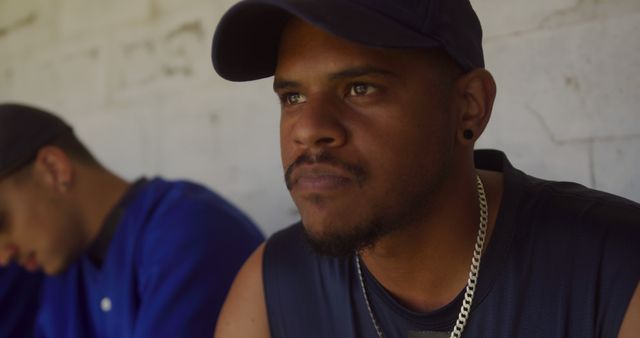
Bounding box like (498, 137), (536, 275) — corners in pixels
(302, 219), (399, 257)
(294, 142), (453, 257)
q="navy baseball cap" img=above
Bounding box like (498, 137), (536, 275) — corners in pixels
(212, 0), (484, 81)
(0, 103), (72, 178)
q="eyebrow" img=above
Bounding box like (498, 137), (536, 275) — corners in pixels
(273, 79), (300, 91)
(273, 66), (397, 91)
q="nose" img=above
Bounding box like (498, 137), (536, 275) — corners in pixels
(287, 96), (348, 150)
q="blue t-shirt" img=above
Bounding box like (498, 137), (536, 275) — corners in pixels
(0, 263), (42, 338)
(35, 178), (263, 338)
(263, 150), (640, 338)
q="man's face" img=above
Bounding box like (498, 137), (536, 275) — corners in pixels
(275, 20), (459, 256)
(0, 170), (82, 275)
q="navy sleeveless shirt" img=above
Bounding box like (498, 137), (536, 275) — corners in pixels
(263, 150), (640, 338)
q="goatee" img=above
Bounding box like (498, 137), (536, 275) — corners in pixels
(302, 218), (399, 257)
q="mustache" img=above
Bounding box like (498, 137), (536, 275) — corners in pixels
(284, 152), (366, 190)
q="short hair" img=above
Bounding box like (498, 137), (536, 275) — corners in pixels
(49, 131), (99, 167)
(0, 131), (100, 183)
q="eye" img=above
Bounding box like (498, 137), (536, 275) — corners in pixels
(280, 92), (307, 105)
(348, 83), (377, 97)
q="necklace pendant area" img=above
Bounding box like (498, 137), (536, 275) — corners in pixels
(408, 330), (451, 338)
(355, 175), (489, 338)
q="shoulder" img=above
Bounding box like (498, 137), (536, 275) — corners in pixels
(516, 174), (640, 236)
(511, 176), (640, 268)
(215, 243), (270, 338)
(141, 178), (252, 221)
(131, 178), (262, 241)
(130, 178), (263, 275)
(121, 181), (263, 336)
(513, 176), (640, 332)
(480, 150), (640, 232)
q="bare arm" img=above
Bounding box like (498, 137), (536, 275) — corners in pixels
(618, 282), (640, 338)
(215, 243), (270, 338)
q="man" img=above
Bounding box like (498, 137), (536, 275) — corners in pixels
(0, 103), (264, 337)
(210, 0), (640, 337)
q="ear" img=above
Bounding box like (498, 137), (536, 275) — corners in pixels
(33, 146), (74, 193)
(453, 69), (496, 145)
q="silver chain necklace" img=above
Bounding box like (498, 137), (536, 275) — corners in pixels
(355, 175), (489, 338)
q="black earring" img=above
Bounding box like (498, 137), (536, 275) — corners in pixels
(463, 129), (474, 140)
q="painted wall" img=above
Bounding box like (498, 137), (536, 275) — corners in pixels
(1, 0), (638, 235)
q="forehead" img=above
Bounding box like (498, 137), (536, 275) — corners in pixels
(275, 19), (437, 81)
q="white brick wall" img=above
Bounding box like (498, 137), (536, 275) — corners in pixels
(475, 0), (640, 200)
(1, 0), (638, 235)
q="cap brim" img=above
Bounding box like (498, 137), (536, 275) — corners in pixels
(212, 0), (442, 82)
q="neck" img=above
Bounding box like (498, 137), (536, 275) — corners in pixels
(75, 166), (130, 252)
(359, 168), (502, 312)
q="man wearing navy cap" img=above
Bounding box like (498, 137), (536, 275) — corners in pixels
(0, 103), (264, 337)
(211, 0), (640, 337)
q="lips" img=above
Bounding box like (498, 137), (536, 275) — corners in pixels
(285, 152), (366, 193)
(289, 164), (355, 192)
